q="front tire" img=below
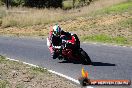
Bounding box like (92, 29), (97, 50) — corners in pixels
(80, 49), (92, 65)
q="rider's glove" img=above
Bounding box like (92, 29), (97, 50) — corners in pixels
(62, 39), (67, 43)
(53, 46), (62, 49)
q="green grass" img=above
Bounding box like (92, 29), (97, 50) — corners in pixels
(0, 55), (78, 88)
(0, 9), (6, 19)
(0, 55), (7, 63)
(0, 55), (48, 74)
(105, 1), (132, 13)
(62, 0), (90, 9)
(0, 80), (9, 88)
(0, 1), (4, 6)
(0, 7), (6, 26)
(16, 84), (24, 88)
(0, 0), (128, 28)
(91, 1), (132, 16)
(63, 1), (73, 10)
(0, 0), (131, 46)
(0, 55), (49, 87)
(79, 1), (132, 45)
(118, 18), (132, 28)
(81, 34), (129, 45)
(31, 67), (47, 73)
(0, 56), (10, 88)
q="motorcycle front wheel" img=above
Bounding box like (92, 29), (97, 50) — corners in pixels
(79, 48), (92, 65)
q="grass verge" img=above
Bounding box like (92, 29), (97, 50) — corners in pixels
(0, 55), (79, 88)
(0, 0), (127, 28)
(0, 0), (131, 46)
(91, 1), (132, 16)
(81, 34), (130, 45)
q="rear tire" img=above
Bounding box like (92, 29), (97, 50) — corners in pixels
(80, 49), (92, 65)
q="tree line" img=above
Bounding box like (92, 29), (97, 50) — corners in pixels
(1, 0), (93, 9)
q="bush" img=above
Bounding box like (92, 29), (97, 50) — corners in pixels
(0, 0), (4, 6)
(25, 0), (63, 8)
(11, 0), (25, 6)
(1, 0), (92, 8)
(63, 0), (73, 10)
(2, 0), (63, 8)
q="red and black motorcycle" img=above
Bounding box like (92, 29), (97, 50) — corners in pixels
(47, 35), (92, 65)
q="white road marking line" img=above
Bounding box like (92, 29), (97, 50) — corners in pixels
(6, 58), (19, 62)
(48, 70), (94, 88)
(48, 70), (80, 84)
(103, 44), (106, 45)
(93, 43), (97, 44)
(23, 62), (40, 67)
(114, 45), (118, 47)
(83, 42), (87, 43)
(6, 57), (94, 88)
(86, 86), (94, 88)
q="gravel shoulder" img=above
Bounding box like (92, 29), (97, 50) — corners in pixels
(0, 55), (80, 88)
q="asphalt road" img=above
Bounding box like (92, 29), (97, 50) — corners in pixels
(0, 36), (132, 88)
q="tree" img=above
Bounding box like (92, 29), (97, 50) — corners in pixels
(78, 0), (93, 6)
(73, 0), (76, 8)
(6, 0), (9, 9)
(25, 0), (63, 8)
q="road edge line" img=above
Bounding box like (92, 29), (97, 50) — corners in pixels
(6, 57), (94, 88)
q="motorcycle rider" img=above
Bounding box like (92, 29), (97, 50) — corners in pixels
(47, 24), (80, 59)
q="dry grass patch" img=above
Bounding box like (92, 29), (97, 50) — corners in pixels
(0, 0), (131, 45)
(0, 0), (127, 28)
(0, 55), (79, 88)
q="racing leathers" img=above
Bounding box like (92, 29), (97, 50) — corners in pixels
(47, 30), (80, 59)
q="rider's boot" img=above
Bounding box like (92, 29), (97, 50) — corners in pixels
(52, 52), (58, 59)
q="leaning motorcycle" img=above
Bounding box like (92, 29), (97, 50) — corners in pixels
(47, 35), (92, 65)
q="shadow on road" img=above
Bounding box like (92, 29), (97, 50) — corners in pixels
(59, 60), (82, 64)
(59, 60), (116, 66)
(91, 62), (116, 66)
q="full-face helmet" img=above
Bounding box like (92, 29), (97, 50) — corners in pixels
(52, 24), (61, 37)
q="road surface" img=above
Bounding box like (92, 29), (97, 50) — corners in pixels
(0, 36), (132, 88)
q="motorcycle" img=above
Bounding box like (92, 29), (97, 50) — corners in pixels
(47, 35), (92, 65)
